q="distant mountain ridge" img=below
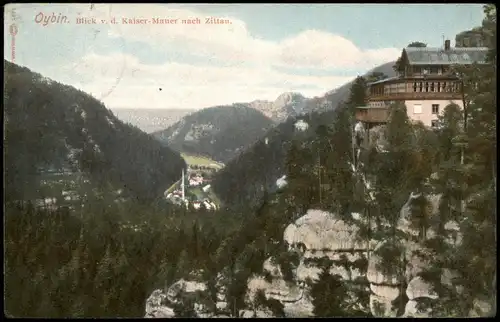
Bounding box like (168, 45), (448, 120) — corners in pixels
(187, 61), (397, 127)
(152, 104), (275, 163)
(247, 92), (308, 123)
(248, 61), (397, 122)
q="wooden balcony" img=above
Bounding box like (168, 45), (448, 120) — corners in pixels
(369, 91), (462, 102)
(355, 107), (389, 123)
(369, 78), (464, 101)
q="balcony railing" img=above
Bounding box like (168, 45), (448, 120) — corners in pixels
(369, 91), (462, 101)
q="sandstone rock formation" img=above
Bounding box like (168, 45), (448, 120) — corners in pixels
(145, 192), (490, 318)
(144, 277), (226, 318)
(245, 209), (372, 317)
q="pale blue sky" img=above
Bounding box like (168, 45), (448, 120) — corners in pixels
(4, 3), (485, 109)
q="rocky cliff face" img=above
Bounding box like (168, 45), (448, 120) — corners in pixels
(249, 92), (307, 123)
(244, 210), (371, 317)
(145, 192), (492, 318)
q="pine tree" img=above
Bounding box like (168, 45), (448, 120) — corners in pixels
(373, 102), (414, 236)
(173, 291), (198, 317)
(452, 5), (496, 315)
(327, 105), (354, 219)
(386, 102), (412, 154)
(433, 103), (464, 231)
(285, 140), (314, 211)
(94, 244), (114, 315)
(226, 268), (250, 317)
(311, 268), (348, 317)
(347, 76), (368, 114)
(407, 122), (439, 192)
(175, 249), (190, 280)
(426, 6), (496, 316)
(190, 221), (203, 261)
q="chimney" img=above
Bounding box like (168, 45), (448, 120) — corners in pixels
(444, 39), (451, 50)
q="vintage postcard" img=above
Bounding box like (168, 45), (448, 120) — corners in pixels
(4, 3), (496, 318)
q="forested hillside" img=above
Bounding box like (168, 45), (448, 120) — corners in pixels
(4, 199), (247, 317)
(4, 61), (185, 202)
(212, 77), (369, 209)
(152, 104), (275, 163)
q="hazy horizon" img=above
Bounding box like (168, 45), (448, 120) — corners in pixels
(111, 108), (194, 133)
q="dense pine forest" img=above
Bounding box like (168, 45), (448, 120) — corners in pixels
(4, 4), (496, 318)
(4, 61), (185, 203)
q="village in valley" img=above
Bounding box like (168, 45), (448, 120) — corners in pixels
(165, 154), (223, 211)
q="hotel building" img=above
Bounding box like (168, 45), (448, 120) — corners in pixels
(356, 40), (489, 128)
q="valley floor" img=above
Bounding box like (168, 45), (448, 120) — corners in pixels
(165, 153), (224, 210)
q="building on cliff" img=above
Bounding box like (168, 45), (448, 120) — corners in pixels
(355, 39), (489, 129)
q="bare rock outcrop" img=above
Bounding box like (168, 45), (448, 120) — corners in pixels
(367, 240), (405, 317)
(283, 210), (366, 251)
(145, 192), (487, 318)
(145, 290), (175, 318)
(144, 276), (226, 318)
(245, 210), (372, 317)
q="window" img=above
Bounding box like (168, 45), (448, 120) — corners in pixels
(430, 82), (435, 92)
(437, 82), (441, 92)
(431, 120), (439, 128)
(413, 82), (417, 92)
(425, 82), (429, 92)
(438, 67), (442, 75)
(414, 104), (422, 114)
(430, 66), (439, 74)
(442, 82), (447, 92)
(432, 104), (439, 114)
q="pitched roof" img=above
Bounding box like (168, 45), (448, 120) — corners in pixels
(404, 47), (489, 65)
(367, 76), (400, 86)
